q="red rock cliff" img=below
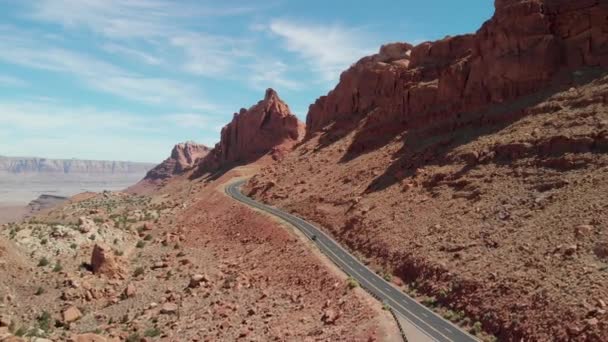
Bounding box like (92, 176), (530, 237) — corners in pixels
(306, 0), (608, 138)
(145, 141), (210, 181)
(197, 89), (304, 173)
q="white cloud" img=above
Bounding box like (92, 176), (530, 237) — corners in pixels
(102, 43), (162, 65)
(0, 75), (28, 88)
(248, 59), (299, 91)
(28, 0), (247, 39)
(164, 113), (214, 130)
(269, 19), (375, 82)
(0, 28), (216, 111)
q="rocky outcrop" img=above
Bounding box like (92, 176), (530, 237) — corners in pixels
(144, 141), (210, 181)
(196, 89), (304, 174)
(0, 156), (154, 175)
(306, 0), (608, 140)
(90, 244), (124, 279)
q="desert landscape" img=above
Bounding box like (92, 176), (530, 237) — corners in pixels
(1, 0), (608, 341)
(0, 157), (154, 224)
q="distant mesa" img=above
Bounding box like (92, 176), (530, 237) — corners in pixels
(0, 156), (154, 175)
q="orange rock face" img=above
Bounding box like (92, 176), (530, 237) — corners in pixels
(306, 0), (608, 139)
(90, 244), (123, 279)
(196, 88), (304, 174)
(144, 141), (210, 181)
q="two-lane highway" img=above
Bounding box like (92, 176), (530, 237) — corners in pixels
(226, 179), (478, 342)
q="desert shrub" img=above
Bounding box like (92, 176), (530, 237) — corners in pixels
(37, 311), (53, 333)
(421, 296), (437, 308)
(133, 266), (145, 277)
(126, 333), (140, 342)
(346, 276), (359, 289)
(144, 327), (161, 337)
(143, 234), (153, 241)
(470, 321), (483, 336)
(136, 241), (145, 248)
(38, 257), (49, 267)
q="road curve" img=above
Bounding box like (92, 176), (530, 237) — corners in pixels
(226, 179), (478, 342)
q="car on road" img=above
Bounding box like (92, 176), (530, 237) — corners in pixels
(311, 234), (317, 241)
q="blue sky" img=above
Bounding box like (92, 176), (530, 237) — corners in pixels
(0, 0), (493, 163)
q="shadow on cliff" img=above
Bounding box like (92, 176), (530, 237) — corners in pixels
(361, 67), (608, 193)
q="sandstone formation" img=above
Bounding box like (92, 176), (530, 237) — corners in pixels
(306, 0), (608, 143)
(195, 89), (304, 175)
(246, 1), (608, 340)
(143, 141), (210, 181)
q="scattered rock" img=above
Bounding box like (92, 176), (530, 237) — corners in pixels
(321, 309), (340, 324)
(160, 302), (178, 315)
(123, 283), (136, 298)
(188, 274), (208, 288)
(63, 306), (83, 323)
(574, 225), (593, 238)
(78, 217), (95, 233)
(68, 333), (108, 342)
(0, 314), (10, 327)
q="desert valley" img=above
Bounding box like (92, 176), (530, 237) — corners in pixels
(1, 0), (608, 341)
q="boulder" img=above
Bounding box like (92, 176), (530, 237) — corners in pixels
(90, 244), (123, 279)
(321, 308), (340, 324)
(160, 302), (178, 314)
(123, 283), (136, 298)
(188, 274), (208, 288)
(78, 217), (95, 233)
(63, 306), (82, 323)
(0, 314), (10, 327)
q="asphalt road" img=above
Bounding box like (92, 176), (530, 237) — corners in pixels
(226, 180), (478, 342)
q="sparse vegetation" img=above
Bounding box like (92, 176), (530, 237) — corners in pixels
(133, 266), (145, 277)
(126, 333), (141, 342)
(470, 321), (483, 336)
(38, 257), (49, 267)
(144, 327), (161, 337)
(35, 286), (45, 295)
(421, 296), (437, 308)
(53, 261), (63, 273)
(346, 276), (359, 289)
(37, 310), (53, 333)
(136, 240), (145, 248)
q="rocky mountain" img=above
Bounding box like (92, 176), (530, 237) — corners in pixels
(246, 0), (608, 340)
(143, 141), (210, 181)
(195, 88), (304, 174)
(0, 156), (154, 175)
(307, 0), (607, 145)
